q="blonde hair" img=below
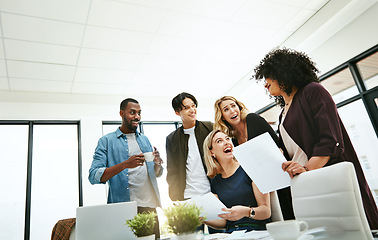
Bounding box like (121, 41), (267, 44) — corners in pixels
(203, 130), (223, 178)
(203, 129), (238, 178)
(214, 96), (249, 138)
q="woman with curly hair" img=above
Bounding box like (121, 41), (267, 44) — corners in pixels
(253, 47), (378, 229)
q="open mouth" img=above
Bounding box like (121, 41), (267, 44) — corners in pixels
(224, 147), (232, 153)
(231, 114), (238, 120)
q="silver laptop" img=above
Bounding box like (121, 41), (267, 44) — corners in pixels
(75, 201), (137, 240)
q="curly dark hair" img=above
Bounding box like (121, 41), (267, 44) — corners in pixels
(253, 48), (320, 108)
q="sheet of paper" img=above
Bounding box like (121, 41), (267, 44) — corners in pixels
(241, 230), (270, 239)
(225, 230), (247, 239)
(232, 132), (291, 194)
(186, 192), (229, 220)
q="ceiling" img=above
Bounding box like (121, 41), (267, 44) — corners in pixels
(0, 0), (375, 118)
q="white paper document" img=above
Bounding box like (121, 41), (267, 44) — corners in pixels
(186, 192), (229, 220)
(202, 230), (270, 240)
(232, 132), (290, 194)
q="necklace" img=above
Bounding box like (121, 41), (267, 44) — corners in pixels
(283, 97), (294, 116)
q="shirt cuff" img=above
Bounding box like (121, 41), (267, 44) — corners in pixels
(95, 167), (106, 183)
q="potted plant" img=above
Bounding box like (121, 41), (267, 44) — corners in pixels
(125, 211), (157, 240)
(163, 202), (205, 240)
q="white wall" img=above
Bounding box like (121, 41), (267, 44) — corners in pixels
(309, 2), (378, 75)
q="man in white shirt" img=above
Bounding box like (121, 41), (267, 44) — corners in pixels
(166, 92), (213, 201)
(89, 98), (163, 239)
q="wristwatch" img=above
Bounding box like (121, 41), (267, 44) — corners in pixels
(249, 207), (255, 218)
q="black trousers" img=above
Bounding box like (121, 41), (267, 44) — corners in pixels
(137, 207), (160, 239)
(277, 186), (295, 220)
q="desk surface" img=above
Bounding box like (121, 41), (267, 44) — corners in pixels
(173, 228), (378, 240)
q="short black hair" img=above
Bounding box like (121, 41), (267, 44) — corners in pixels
(120, 98), (139, 111)
(171, 92), (198, 112)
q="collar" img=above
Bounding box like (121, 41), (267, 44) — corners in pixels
(116, 127), (141, 138)
(180, 120), (199, 133)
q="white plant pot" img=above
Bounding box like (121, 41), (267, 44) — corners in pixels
(137, 234), (155, 240)
(170, 232), (199, 240)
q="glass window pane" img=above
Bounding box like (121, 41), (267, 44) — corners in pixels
(102, 123), (121, 136)
(30, 125), (78, 240)
(320, 68), (359, 103)
(357, 51), (378, 90)
(142, 123), (177, 208)
(338, 100), (378, 204)
(142, 123), (176, 238)
(259, 105), (282, 131)
(0, 125), (28, 240)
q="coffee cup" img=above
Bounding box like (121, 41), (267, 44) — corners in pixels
(143, 152), (154, 162)
(266, 220), (308, 240)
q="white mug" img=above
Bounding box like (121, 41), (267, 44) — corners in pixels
(266, 220), (308, 240)
(143, 152), (154, 162)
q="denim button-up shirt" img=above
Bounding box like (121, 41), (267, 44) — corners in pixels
(89, 128), (162, 205)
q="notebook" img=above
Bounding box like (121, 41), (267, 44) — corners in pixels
(75, 201), (137, 240)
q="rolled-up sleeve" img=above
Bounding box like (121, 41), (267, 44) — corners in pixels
(155, 165), (163, 177)
(306, 83), (344, 158)
(89, 138), (108, 184)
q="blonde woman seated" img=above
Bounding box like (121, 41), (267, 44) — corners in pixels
(203, 130), (271, 233)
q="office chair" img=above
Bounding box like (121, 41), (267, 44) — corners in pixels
(291, 162), (373, 240)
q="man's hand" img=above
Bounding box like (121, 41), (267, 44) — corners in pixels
(153, 147), (163, 166)
(125, 153), (145, 168)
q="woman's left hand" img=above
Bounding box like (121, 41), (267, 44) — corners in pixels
(218, 206), (250, 221)
(282, 161), (307, 179)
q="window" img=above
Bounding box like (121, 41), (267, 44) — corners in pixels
(259, 104), (281, 130)
(338, 100), (378, 197)
(0, 121), (81, 240)
(142, 123), (176, 208)
(357, 51), (378, 90)
(320, 67), (359, 104)
(30, 125), (79, 240)
(0, 125), (28, 240)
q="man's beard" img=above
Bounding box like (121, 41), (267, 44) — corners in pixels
(124, 116), (138, 132)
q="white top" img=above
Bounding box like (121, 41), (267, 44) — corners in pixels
(280, 114), (308, 166)
(183, 126), (211, 199)
(126, 133), (159, 208)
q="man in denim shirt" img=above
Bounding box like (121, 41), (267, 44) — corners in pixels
(89, 98), (163, 239)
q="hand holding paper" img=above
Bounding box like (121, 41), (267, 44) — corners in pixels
(186, 192), (230, 220)
(232, 132), (290, 194)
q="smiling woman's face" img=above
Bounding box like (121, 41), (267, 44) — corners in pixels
(210, 131), (234, 161)
(264, 78), (283, 96)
